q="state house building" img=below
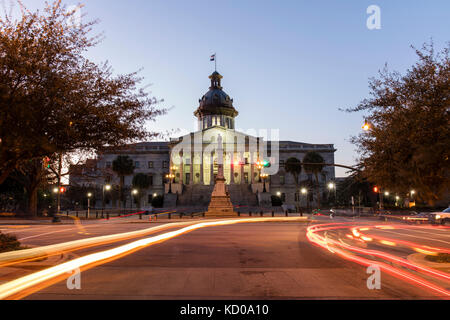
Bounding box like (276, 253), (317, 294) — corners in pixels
(70, 71), (336, 208)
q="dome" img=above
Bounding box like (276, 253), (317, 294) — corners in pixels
(194, 72), (239, 118)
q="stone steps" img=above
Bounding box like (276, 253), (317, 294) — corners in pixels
(177, 183), (258, 207)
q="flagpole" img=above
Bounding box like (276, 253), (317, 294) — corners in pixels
(215, 53), (217, 72)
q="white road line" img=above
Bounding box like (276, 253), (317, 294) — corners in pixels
(18, 228), (78, 241)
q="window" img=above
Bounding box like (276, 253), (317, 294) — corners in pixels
(148, 174), (153, 186)
(280, 160), (285, 167)
(280, 175), (285, 185)
(135, 161), (140, 168)
(281, 193), (286, 202)
(295, 193), (300, 202)
(148, 194), (153, 203)
(106, 162), (112, 169)
(163, 161), (169, 168)
(148, 161), (154, 169)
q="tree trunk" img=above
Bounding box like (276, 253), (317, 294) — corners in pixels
(27, 186), (38, 218)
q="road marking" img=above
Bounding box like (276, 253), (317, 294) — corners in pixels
(18, 228), (79, 241)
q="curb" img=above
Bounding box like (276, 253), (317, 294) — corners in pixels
(407, 252), (450, 269)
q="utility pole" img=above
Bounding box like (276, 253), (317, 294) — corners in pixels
(56, 153), (62, 216)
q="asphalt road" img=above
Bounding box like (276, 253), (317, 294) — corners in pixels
(2, 217), (445, 300)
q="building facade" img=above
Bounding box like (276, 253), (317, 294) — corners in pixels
(70, 71), (336, 208)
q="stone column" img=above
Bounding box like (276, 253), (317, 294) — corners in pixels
(250, 153), (255, 184)
(178, 153), (183, 185)
(190, 152), (194, 185)
(210, 152), (214, 185)
(200, 152), (204, 185)
(230, 152), (235, 184)
(240, 152), (244, 184)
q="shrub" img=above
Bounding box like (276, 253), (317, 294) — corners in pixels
(271, 195), (282, 207)
(425, 253), (450, 263)
(0, 232), (22, 253)
(151, 195), (164, 208)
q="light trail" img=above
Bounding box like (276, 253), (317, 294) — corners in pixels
(306, 223), (450, 298)
(0, 220), (202, 267)
(0, 217), (307, 300)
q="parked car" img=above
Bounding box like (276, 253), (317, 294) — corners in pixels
(429, 207), (450, 225)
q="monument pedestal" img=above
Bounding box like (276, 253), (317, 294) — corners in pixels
(205, 177), (237, 217)
(257, 192), (272, 208)
(163, 193), (177, 208)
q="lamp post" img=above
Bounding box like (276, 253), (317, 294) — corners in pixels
(256, 160), (264, 182)
(327, 182), (336, 205)
(131, 189), (138, 209)
(102, 184), (111, 210)
(87, 192), (92, 219)
(260, 173), (269, 193)
(165, 173), (175, 194)
(301, 188), (308, 212)
(362, 119), (371, 131)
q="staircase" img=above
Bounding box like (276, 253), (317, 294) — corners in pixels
(228, 184), (258, 207)
(177, 183), (258, 207)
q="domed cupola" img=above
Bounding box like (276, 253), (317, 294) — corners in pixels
(194, 71), (238, 130)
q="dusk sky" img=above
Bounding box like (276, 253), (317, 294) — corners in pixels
(14, 0), (450, 176)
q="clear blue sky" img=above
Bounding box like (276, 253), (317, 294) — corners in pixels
(16, 0), (450, 176)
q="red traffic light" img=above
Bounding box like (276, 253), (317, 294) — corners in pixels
(59, 187), (66, 194)
(373, 186), (379, 193)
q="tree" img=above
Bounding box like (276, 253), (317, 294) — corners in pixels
(345, 42), (450, 206)
(132, 173), (151, 209)
(284, 157), (302, 210)
(303, 152), (325, 208)
(112, 155), (134, 209)
(0, 1), (165, 186)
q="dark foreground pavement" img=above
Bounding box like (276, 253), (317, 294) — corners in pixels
(24, 222), (438, 300)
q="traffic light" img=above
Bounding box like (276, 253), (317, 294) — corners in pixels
(373, 186), (379, 193)
(43, 157), (51, 168)
(263, 160), (271, 168)
(59, 187), (66, 194)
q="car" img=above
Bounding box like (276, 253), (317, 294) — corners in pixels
(402, 212), (431, 224)
(429, 207), (450, 225)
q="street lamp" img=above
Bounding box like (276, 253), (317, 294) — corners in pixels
(131, 189), (138, 209)
(384, 191), (390, 196)
(327, 182), (336, 205)
(362, 119), (371, 131)
(102, 184), (111, 210)
(165, 173), (175, 193)
(256, 160), (264, 182)
(301, 188), (308, 195)
(87, 192), (92, 219)
(260, 173), (269, 193)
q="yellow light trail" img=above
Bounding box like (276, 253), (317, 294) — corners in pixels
(0, 217), (307, 300)
(0, 220), (202, 267)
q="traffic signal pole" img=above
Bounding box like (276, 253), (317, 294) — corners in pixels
(56, 153), (62, 216)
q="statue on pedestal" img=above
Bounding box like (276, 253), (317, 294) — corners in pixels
(205, 134), (237, 217)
